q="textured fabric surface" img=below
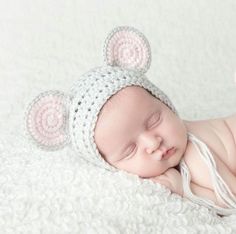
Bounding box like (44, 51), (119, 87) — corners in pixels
(1, 132), (236, 233)
(69, 65), (177, 172)
(1, 0), (236, 233)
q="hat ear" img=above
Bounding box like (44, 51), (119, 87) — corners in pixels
(25, 90), (71, 151)
(103, 26), (151, 74)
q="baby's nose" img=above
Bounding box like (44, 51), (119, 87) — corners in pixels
(140, 133), (162, 154)
(146, 139), (162, 154)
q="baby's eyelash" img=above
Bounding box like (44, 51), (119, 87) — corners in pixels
(148, 114), (161, 128)
(124, 144), (136, 159)
(123, 113), (161, 160)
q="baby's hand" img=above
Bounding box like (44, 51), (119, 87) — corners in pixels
(150, 168), (183, 196)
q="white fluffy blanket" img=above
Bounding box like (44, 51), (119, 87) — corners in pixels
(1, 132), (236, 233)
(1, 0), (236, 232)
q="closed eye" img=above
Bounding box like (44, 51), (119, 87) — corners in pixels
(119, 112), (161, 161)
(147, 114), (161, 128)
(123, 144), (136, 159)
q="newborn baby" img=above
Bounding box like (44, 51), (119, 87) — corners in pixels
(94, 85), (236, 210)
(26, 26), (236, 216)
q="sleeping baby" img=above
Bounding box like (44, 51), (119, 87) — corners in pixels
(94, 85), (236, 215)
(25, 26), (236, 216)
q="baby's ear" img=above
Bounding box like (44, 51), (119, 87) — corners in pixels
(103, 26), (151, 74)
(25, 91), (71, 151)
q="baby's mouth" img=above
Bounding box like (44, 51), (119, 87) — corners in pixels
(162, 147), (176, 160)
(156, 148), (167, 160)
(156, 147), (175, 160)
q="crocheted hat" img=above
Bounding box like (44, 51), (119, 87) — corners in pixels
(25, 26), (178, 172)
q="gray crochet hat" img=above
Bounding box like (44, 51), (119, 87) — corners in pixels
(25, 26), (178, 172)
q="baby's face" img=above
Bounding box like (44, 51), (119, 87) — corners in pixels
(94, 86), (188, 178)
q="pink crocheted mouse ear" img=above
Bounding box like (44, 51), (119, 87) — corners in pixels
(103, 26), (151, 74)
(25, 91), (71, 151)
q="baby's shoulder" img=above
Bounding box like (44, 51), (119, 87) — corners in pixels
(184, 117), (226, 137)
(183, 117), (231, 156)
(180, 119), (226, 189)
(224, 113), (236, 144)
(183, 116), (236, 175)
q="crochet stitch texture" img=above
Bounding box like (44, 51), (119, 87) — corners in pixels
(68, 65), (177, 171)
(26, 26), (178, 171)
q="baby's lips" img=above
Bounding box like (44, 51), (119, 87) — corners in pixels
(156, 147), (175, 161)
(156, 149), (167, 161)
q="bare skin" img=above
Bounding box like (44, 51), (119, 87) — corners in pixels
(94, 86), (236, 208)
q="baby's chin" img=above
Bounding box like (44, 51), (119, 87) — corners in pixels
(168, 148), (184, 170)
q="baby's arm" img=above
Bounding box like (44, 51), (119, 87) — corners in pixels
(150, 168), (183, 196)
(190, 182), (227, 208)
(151, 168), (228, 208)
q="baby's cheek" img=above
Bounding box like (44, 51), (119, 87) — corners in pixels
(162, 119), (177, 135)
(170, 118), (186, 135)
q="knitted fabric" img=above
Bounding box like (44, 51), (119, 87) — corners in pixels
(25, 26), (178, 172)
(68, 65), (178, 171)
